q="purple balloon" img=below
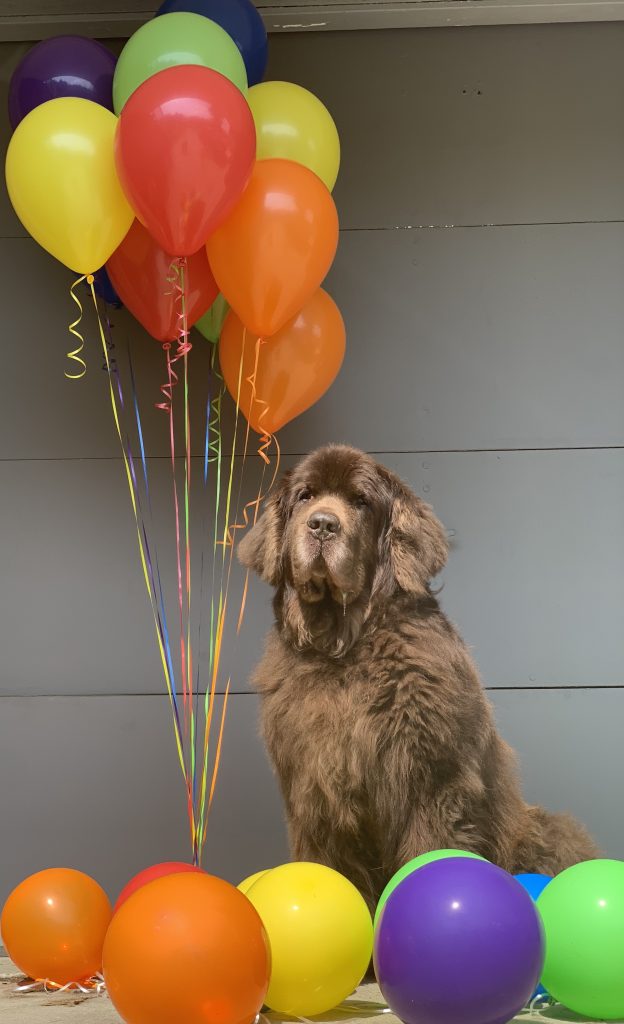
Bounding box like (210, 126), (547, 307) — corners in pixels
(8, 36), (116, 129)
(374, 858), (544, 1024)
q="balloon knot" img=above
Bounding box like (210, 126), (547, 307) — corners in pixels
(87, 274), (95, 285)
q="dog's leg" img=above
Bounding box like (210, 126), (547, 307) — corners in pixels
(511, 806), (601, 874)
(289, 818), (379, 914)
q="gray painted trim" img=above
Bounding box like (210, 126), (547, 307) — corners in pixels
(3, 0), (624, 40)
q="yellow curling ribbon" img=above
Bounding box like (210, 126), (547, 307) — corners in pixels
(66, 275), (88, 379)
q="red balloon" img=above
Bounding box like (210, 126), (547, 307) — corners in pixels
(115, 64), (256, 256)
(114, 862), (203, 914)
(107, 220), (218, 341)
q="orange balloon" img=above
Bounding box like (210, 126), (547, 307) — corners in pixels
(207, 159), (339, 337)
(103, 872), (270, 1024)
(1, 868), (112, 985)
(219, 287), (346, 433)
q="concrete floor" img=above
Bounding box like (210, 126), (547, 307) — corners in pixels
(0, 957), (601, 1024)
(0, 957), (390, 1024)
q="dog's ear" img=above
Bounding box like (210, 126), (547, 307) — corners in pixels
(378, 468), (449, 594)
(237, 472), (291, 585)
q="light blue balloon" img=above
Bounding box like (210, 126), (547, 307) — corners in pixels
(515, 873), (553, 1002)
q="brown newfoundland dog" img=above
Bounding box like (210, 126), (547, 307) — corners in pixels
(239, 444), (598, 912)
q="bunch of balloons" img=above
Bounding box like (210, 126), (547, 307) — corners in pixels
(374, 849), (624, 1024)
(5, 0), (345, 433)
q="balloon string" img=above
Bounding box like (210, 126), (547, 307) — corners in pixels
(125, 338), (180, 731)
(16, 974), (106, 995)
(66, 275), (87, 379)
(87, 281), (187, 786)
(105, 316), (190, 836)
(176, 259), (196, 857)
(207, 679), (230, 811)
(163, 343), (189, 727)
(192, 346), (224, 853)
(221, 337), (282, 552)
(198, 333), (282, 849)
(194, 353), (225, 859)
(180, 262), (193, 781)
(196, 339), (246, 851)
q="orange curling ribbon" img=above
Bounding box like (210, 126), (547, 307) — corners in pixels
(65, 274), (88, 379)
(221, 337), (281, 550)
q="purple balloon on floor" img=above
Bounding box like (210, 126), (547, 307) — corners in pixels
(374, 858), (544, 1024)
(8, 36), (116, 129)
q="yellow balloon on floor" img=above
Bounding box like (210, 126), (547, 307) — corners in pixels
(248, 81), (340, 192)
(237, 870), (270, 895)
(5, 97), (133, 275)
(245, 862), (373, 1016)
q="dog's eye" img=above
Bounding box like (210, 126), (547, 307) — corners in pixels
(297, 489), (313, 503)
(354, 494), (369, 509)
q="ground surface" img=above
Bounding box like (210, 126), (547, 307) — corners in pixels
(0, 957), (609, 1024)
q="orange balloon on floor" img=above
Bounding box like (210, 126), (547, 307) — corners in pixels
(207, 159), (339, 337)
(1, 868), (112, 985)
(103, 872), (270, 1024)
(219, 288), (346, 434)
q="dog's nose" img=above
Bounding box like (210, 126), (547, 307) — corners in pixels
(307, 510), (341, 540)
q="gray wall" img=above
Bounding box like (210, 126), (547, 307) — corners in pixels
(1, 22), (623, 906)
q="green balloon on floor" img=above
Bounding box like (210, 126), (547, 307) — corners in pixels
(374, 849), (487, 927)
(539, 859), (624, 1020)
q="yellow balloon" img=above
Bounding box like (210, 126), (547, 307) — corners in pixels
(248, 81), (340, 192)
(246, 862), (372, 1015)
(5, 97), (133, 275)
(237, 870), (270, 895)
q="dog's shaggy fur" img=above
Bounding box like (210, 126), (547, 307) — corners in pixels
(239, 444), (598, 911)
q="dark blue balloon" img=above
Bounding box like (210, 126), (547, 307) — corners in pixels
(156, 0), (267, 86)
(91, 267), (123, 309)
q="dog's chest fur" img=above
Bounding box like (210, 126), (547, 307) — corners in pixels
(252, 604), (491, 826)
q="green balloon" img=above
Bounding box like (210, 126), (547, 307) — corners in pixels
(374, 849), (486, 927)
(113, 12), (248, 113)
(195, 294), (229, 344)
(539, 859), (624, 1019)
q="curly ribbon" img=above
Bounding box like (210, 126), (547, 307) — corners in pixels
(16, 974), (106, 996)
(65, 275), (87, 379)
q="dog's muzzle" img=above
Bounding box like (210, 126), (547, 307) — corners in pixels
(307, 510), (341, 542)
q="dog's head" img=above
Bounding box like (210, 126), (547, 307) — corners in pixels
(238, 445), (449, 656)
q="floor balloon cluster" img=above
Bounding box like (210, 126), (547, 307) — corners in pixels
(4, 0), (345, 866)
(4, 853), (624, 1024)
